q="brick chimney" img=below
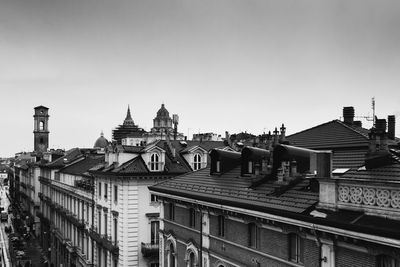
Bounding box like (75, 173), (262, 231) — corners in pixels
(365, 118), (391, 169)
(388, 115), (396, 140)
(343, 106), (355, 125)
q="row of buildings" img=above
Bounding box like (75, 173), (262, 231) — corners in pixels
(9, 105), (400, 267)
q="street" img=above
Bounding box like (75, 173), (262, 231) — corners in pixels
(0, 185), (11, 267)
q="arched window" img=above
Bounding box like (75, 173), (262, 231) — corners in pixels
(185, 244), (199, 267)
(377, 255), (400, 267)
(168, 242), (176, 267)
(189, 252), (196, 267)
(193, 153), (202, 171)
(39, 121), (45, 130)
(215, 260), (226, 267)
(150, 153), (160, 171)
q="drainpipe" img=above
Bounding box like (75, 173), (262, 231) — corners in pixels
(313, 225), (326, 267)
(91, 174), (95, 264)
(199, 207), (203, 267)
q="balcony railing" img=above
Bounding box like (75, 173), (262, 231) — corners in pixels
(74, 179), (94, 192)
(141, 242), (159, 258)
(39, 176), (51, 185)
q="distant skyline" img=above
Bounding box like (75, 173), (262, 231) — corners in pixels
(1, 0), (400, 157)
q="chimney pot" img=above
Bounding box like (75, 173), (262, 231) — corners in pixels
(343, 106), (355, 124)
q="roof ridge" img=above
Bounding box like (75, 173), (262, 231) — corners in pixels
(336, 120), (369, 140)
(286, 120), (338, 138)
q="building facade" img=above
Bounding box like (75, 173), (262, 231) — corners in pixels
(150, 125), (400, 267)
(89, 139), (226, 266)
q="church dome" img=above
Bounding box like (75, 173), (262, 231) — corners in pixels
(94, 132), (108, 149)
(156, 104), (170, 118)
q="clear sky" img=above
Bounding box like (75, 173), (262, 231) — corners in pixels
(1, 0), (399, 157)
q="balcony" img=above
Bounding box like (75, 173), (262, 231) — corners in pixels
(39, 176), (51, 185)
(102, 236), (119, 256)
(141, 242), (159, 258)
(74, 179), (94, 192)
(37, 211), (51, 225)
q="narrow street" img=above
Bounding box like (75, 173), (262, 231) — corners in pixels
(0, 187), (48, 267)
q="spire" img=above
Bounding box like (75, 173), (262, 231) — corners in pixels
(123, 105), (135, 126)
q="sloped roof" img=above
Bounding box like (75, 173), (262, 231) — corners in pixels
(112, 156), (148, 173)
(45, 148), (83, 169)
(339, 153), (400, 182)
(150, 166), (319, 214)
(287, 120), (370, 149)
(59, 154), (105, 176)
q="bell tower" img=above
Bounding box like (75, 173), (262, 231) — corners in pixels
(33, 105), (49, 152)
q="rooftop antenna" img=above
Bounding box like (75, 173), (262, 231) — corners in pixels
(372, 97), (376, 127)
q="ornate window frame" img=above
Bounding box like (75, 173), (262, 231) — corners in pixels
(184, 242), (199, 267)
(166, 234), (177, 267)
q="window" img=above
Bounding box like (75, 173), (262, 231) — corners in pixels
(189, 208), (196, 228)
(114, 217), (118, 244)
(151, 194), (158, 202)
(216, 160), (221, 172)
(377, 255), (400, 267)
(189, 252), (196, 267)
(98, 210), (102, 234)
(98, 182), (102, 197)
(150, 221), (159, 244)
(150, 153), (160, 171)
(39, 121), (44, 130)
(289, 233), (303, 264)
(248, 223), (258, 248)
(168, 243), (176, 267)
(193, 153), (202, 171)
(104, 249), (107, 267)
(218, 215), (225, 237)
(104, 212), (108, 235)
(114, 185), (118, 203)
(98, 247), (102, 267)
(248, 161), (253, 173)
(104, 183), (108, 199)
(169, 203), (175, 221)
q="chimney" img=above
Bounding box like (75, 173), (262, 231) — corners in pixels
(353, 121), (362, 127)
(343, 106), (355, 125)
(273, 127), (279, 147)
(388, 115), (396, 140)
(279, 124), (286, 143)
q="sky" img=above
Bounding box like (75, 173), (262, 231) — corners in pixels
(1, 0), (400, 157)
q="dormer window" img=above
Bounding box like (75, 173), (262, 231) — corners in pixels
(216, 161), (221, 172)
(248, 161), (253, 174)
(193, 153), (202, 171)
(150, 153), (160, 171)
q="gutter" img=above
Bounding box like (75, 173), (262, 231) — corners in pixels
(150, 189), (400, 248)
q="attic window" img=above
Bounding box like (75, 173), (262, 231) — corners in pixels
(150, 153), (160, 171)
(193, 153), (202, 171)
(248, 161), (253, 174)
(216, 161), (221, 173)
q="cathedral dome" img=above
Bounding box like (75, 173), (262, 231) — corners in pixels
(156, 104), (170, 118)
(94, 132), (108, 149)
